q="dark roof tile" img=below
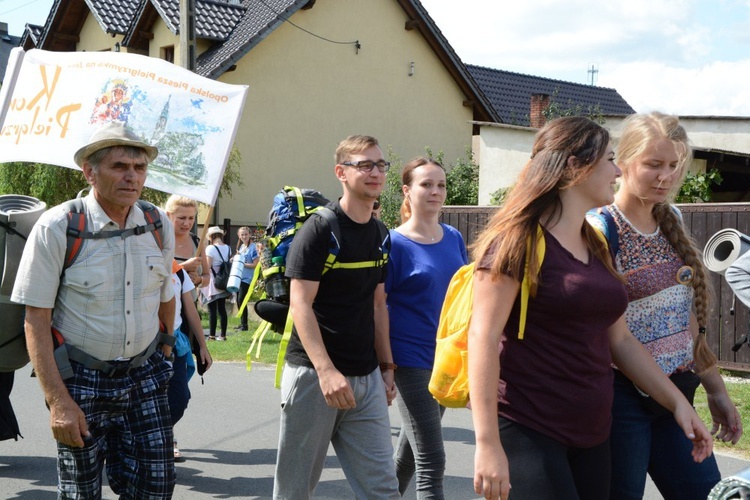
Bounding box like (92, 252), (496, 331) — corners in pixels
(467, 64), (635, 127)
(196, 0), (303, 78)
(150, 0), (246, 41)
(0, 30), (22, 83)
(22, 23), (44, 46)
(86, 0), (142, 34)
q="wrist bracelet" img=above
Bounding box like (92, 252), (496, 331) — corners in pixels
(379, 362), (397, 371)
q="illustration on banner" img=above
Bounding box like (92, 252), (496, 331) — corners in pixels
(88, 78), (217, 188)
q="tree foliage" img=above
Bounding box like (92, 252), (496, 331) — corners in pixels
(675, 168), (723, 203)
(378, 147), (405, 229)
(489, 186), (512, 206)
(378, 146), (479, 229)
(445, 147), (479, 206)
(542, 88), (605, 124)
(0, 146), (245, 208)
(0, 163), (88, 207)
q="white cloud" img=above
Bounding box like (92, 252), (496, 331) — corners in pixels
(420, 0), (750, 116)
(601, 60), (750, 116)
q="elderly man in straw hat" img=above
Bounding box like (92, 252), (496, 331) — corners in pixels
(12, 121), (177, 499)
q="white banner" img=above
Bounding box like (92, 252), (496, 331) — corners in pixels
(0, 48), (249, 205)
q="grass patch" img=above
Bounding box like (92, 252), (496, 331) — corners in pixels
(200, 305), (281, 365)
(694, 376), (750, 459)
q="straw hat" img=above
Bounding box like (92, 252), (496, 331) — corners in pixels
(74, 121), (158, 167)
(207, 226), (225, 239)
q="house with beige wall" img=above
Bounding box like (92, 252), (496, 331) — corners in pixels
(20, 0), (498, 224)
(476, 113), (750, 205)
(466, 67), (635, 205)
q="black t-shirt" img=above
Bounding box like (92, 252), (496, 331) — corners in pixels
(284, 200), (387, 375)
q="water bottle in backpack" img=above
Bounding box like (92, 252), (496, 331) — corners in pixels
(265, 256), (289, 303)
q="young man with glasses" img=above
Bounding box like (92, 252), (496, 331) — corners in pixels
(273, 135), (399, 499)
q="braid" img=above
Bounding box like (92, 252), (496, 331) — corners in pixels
(654, 203), (717, 374)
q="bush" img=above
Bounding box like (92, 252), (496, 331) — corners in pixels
(378, 146), (478, 227)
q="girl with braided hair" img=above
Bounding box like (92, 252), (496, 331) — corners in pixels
(588, 112), (742, 500)
(470, 116), (712, 500)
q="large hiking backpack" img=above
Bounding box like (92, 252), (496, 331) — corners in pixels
(238, 186), (389, 387)
(262, 186), (331, 301)
(0, 195), (47, 373)
(238, 186), (333, 328)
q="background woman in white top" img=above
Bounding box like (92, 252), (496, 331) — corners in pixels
(204, 227), (232, 341)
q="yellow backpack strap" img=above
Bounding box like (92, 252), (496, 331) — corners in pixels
(246, 319), (272, 371)
(328, 260), (385, 271)
(275, 308), (295, 388)
(518, 225), (545, 340)
(517, 225), (607, 340)
(324, 218), (389, 273)
(236, 263), (263, 318)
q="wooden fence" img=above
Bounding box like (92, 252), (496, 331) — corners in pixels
(440, 204), (750, 372)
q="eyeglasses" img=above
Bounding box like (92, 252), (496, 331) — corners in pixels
(341, 160), (390, 173)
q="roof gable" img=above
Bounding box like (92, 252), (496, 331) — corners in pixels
(86, 0), (143, 34)
(194, 0), (308, 78)
(468, 64), (635, 127)
(124, 0), (246, 49)
(193, 0), (499, 123)
(36, 0), (87, 51)
(21, 23), (44, 50)
(149, 0), (246, 40)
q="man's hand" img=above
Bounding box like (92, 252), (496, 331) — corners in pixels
(160, 344), (173, 362)
(317, 366), (356, 409)
(49, 397), (89, 447)
(381, 369), (396, 406)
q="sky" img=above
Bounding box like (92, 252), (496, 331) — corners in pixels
(3, 0), (750, 116)
(0, 0), (50, 36)
(419, 0), (750, 117)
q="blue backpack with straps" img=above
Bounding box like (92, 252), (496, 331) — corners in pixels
(239, 186), (389, 387)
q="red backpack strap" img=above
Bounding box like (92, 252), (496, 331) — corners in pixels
(63, 199), (86, 270)
(136, 200), (164, 251)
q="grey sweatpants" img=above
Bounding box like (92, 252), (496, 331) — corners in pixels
(273, 362), (399, 500)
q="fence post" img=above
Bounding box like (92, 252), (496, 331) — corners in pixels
(223, 218), (231, 245)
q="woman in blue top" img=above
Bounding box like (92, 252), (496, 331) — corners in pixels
(386, 157), (468, 499)
(235, 226), (259, 332)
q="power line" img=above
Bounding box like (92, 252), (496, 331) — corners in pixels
(0, 0), (45, 18)
(257, 0), (360, 51)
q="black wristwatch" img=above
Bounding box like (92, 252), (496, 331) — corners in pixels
(166, 352), (175, 363)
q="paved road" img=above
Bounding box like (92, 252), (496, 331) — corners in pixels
(2, 362), (748, 499)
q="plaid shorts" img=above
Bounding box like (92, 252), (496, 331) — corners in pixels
(57, 350), (175, 499)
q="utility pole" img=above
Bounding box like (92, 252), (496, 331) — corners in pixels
(179, 0), (214, 226)
(179, 0), (197, 71)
